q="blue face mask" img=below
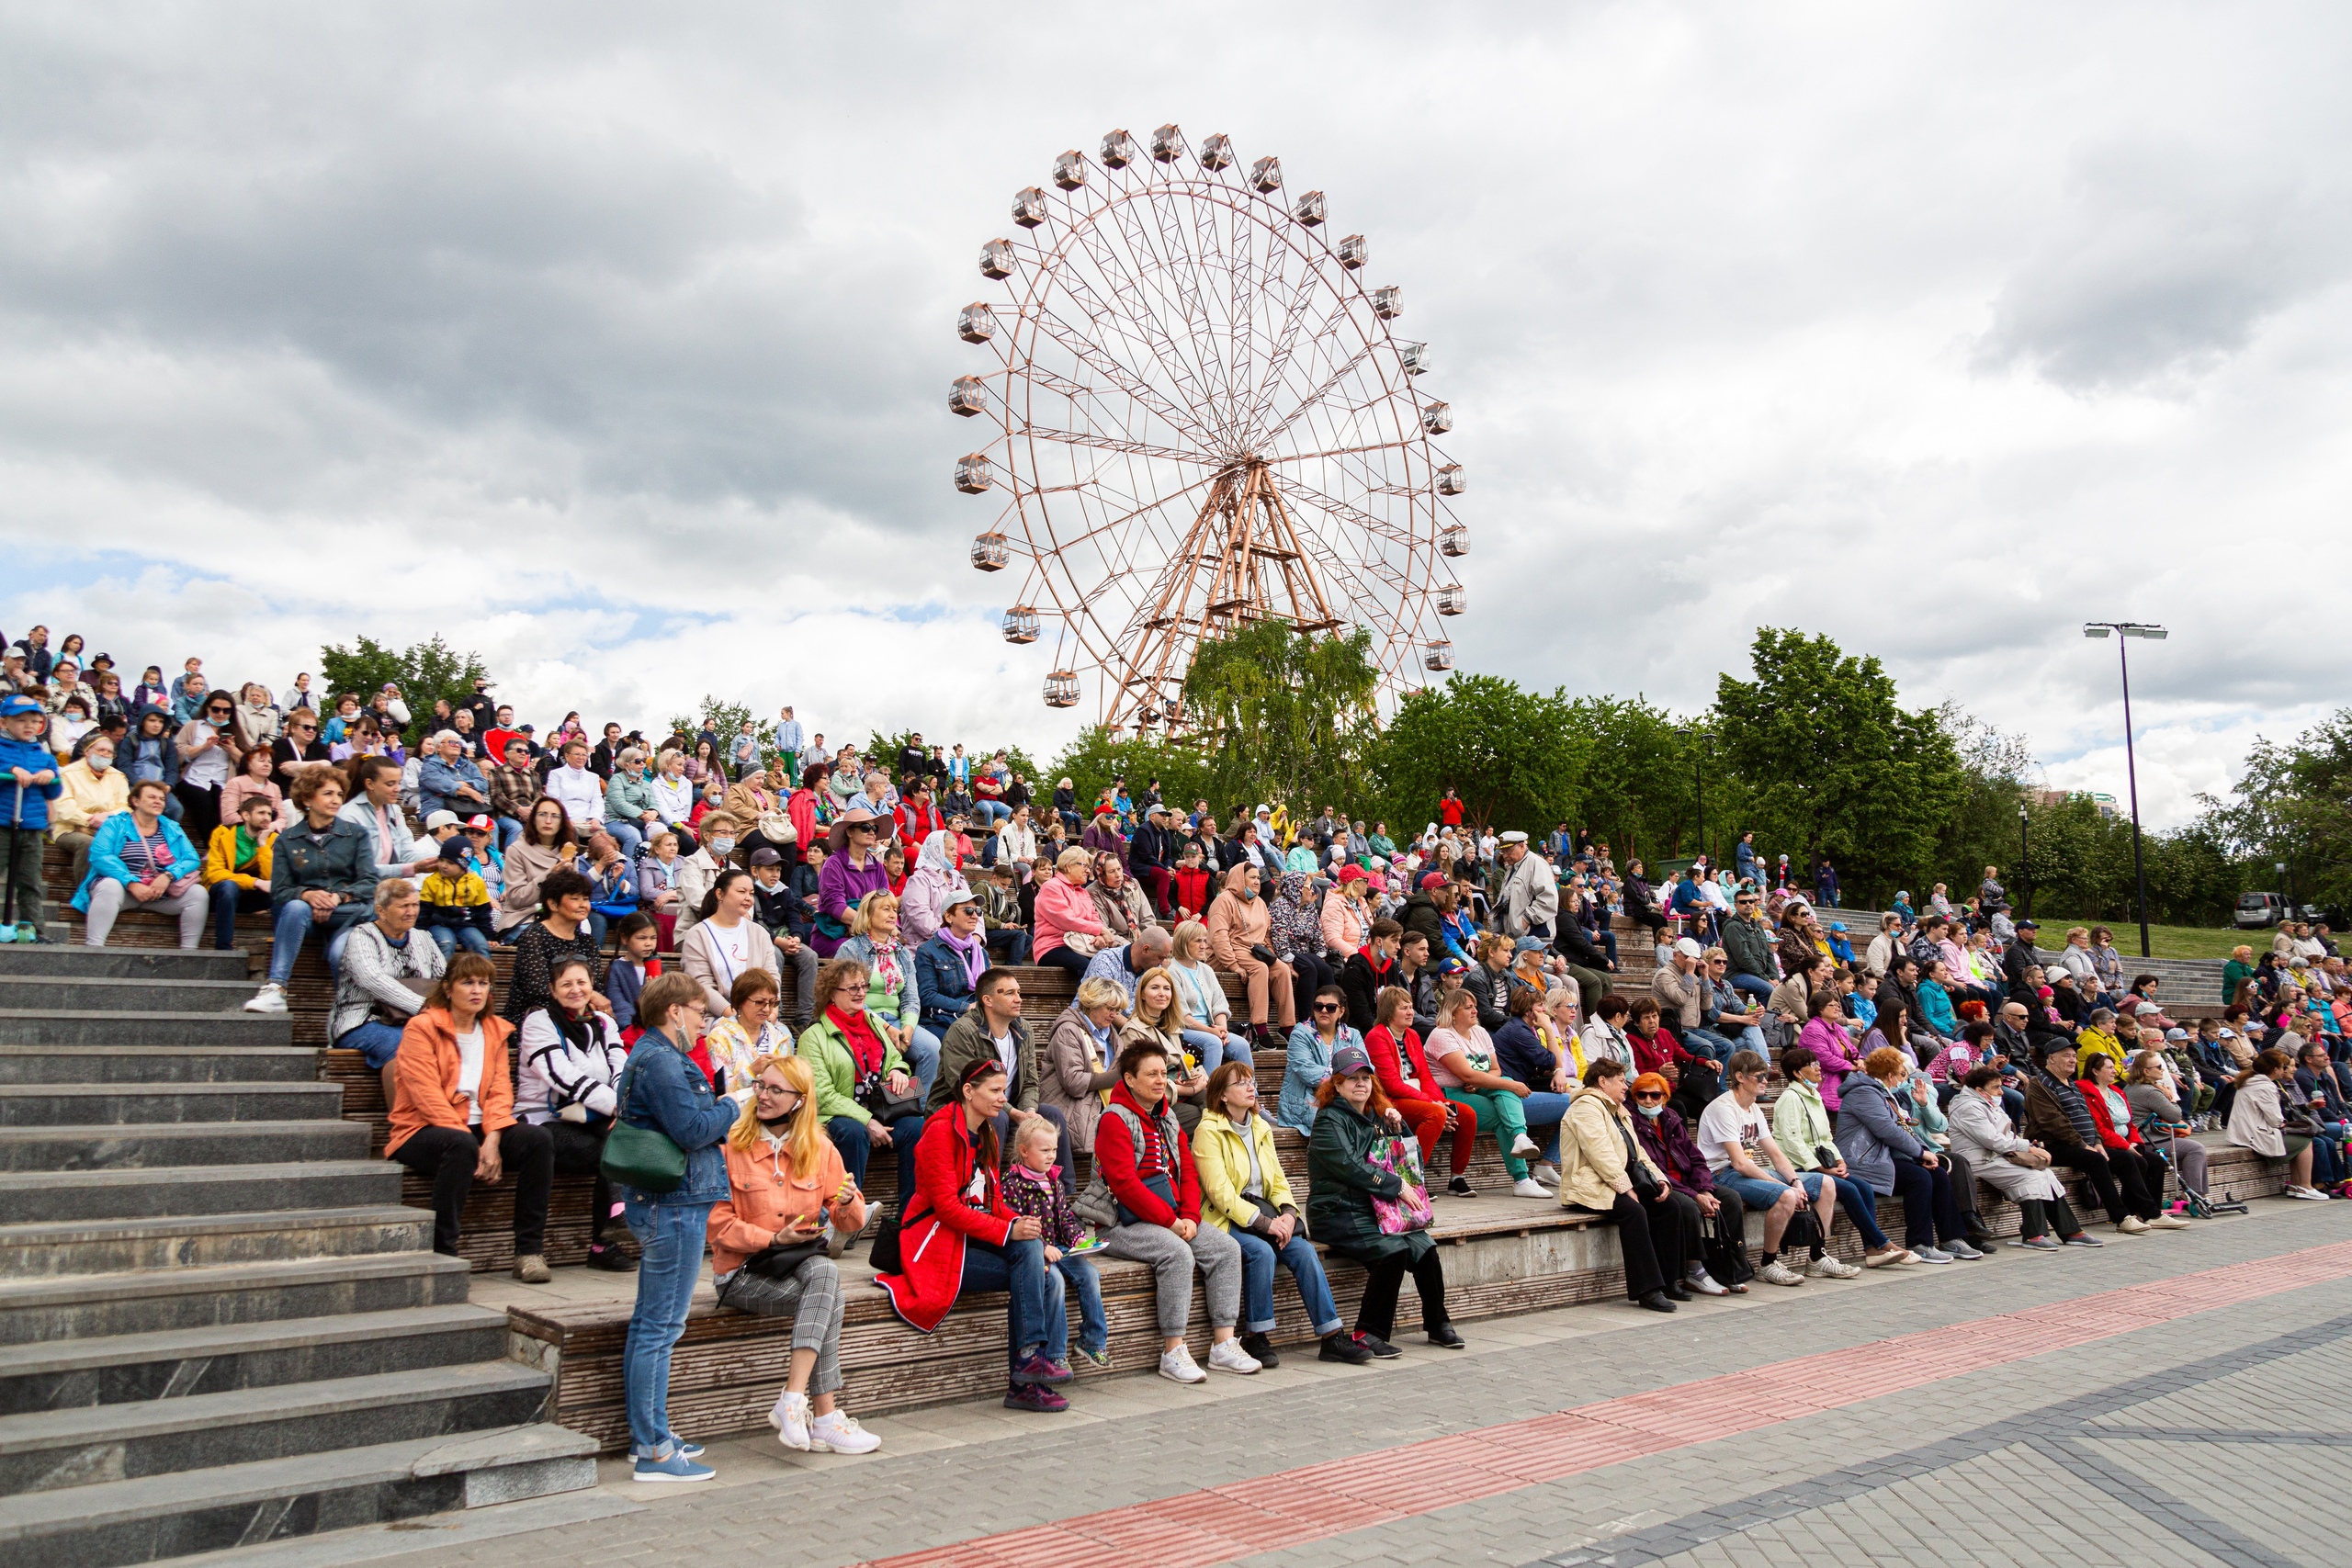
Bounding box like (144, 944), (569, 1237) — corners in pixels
(1636, 1103), (1663, 1119)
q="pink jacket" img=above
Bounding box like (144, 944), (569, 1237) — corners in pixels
(1034, 874), (1104, 958)
(1320, 894), (1367, 959)
(1798, 1015), (1860, 1111)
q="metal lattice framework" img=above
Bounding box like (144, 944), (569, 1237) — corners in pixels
(953, 124), (1466, 730)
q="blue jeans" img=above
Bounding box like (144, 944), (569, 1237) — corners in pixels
(971, 801), (1012, 826)
(1518, 1089), (1572, 1164)
(268, 898), (317, 986)
(209, 882), (269, 951)
(1052, 1253), (1107, 1354)
(427, 924), (492, 957)
(1822, 1171), (1891, 1249)
(961, 1236), (1068, 1369)
(622, 1198), (713, 1459)
(337, 1019), (406, 1070)
(1718, 1168), (1826, 1213)
(1727, 974), (1775, 1003)
(1184, 1027), (1253, 1071)
(984, 927), (1032, 966)
(1683, 1028), (1738, 1066)
(495, 815), (525, 850)
(606, 819), (645, 861)
(826, 1112), (926, 1192)
(1233, 1226), (1343, 1337)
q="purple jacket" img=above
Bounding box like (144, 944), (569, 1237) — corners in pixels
(1633, 1105), (1714, 1196)
(814, 849), (891, 957)
(1799, 1015), (1860, 1111)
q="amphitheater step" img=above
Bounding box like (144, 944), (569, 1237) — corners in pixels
(0, 1304), (510, 1416)
(0, 1163), (401, 1226)
(0, 1359), (555, 1497)
(0, 1048), (321, 1086)
(0, 979), (262, 1017)
(0, 950), (252, 982)
(0, 1084), (346, 1128)
(0, 1013), (292, 1048)
(0, 1119), (371, 1173)
(0, 1206), (432, 1280)
(0, 1423), (598, 1568)
(0, 1253), (473, 1347)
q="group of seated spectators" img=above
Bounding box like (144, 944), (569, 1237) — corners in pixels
(9, 632), (2344, 1483)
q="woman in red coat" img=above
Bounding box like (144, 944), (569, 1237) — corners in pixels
(875, 1057), (1075, 1413)
(1364, 986), (1476, 1188)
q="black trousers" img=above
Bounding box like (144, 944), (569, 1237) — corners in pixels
(1351, 1246), (1450, 1340)
(391, 1122), (554, 1257)
(1889, 1157), (1963, 1249)
(543, 1119), (615, 1244)
(1289, 952), (1335, 1026)
(1575, 1189), (1691, 1301)
(172, 781), (223, 844)
(2050, 1138), (2163, 1223)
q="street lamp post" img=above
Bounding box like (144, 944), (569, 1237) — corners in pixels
(2018, 799), (2030, 922)
(2083, 622), (2166, 959)
(1679, 726), (1707, 872)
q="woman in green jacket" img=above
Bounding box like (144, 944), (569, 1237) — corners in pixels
(1770, 1045), (1909, 1268)
(1306, 1042), (1462, 1357)
(2222, 947), (2256, 1008)
(797, 957), (926, 1217)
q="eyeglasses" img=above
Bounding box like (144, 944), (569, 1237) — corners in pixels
(1313, 1002), (1341, 1013)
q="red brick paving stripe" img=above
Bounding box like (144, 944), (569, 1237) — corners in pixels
(858, 1237), (2352, 1568)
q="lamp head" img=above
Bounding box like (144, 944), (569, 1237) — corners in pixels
(2083, 625), (2111, 638)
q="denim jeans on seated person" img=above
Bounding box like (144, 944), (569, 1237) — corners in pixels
(1682, 1027), (1738, 1066)
(1232, 1225), (1343, 1338)
(1184, 1026), (1254, 1071)
(1517, 1089), (1571, 1164)
(961, 1235), (1068, 1369)
(1051, 1253), (1107, 1355)
(272, 898), (368, 985)
(425, 924), (492, 957)
(337, 1020), (407, 1071)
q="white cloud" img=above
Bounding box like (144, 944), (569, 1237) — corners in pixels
(3, 3), (2348, 820)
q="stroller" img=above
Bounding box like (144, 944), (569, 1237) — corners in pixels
(2138, 1103), (2246, 1218)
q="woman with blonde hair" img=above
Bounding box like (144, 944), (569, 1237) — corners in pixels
(1168, 919), (1248, 1069)
(1122, 964), (1210, 1133)
(1041, 975), (1127, 1153)
(1090, 852), (1155, 941)
(1033, 844), (1107, 981)
(709, 1052), (879, 1454)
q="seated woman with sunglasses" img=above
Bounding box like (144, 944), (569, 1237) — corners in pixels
(709, 1053), (881, 1453)
(877, 1057), (1074, 1414)
(1193, 1061), (1356, 1369)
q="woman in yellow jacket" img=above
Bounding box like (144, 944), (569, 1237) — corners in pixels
(199, 792), (277, 952)
(2075, 1010), (2124, 1076)
(1555, 1057), (1691, 1314)
(1193, 1062), (1348, 1366)
(707, 1052), (880, 1454)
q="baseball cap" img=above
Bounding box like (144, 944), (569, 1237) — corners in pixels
(1418, 872), (1447, 891)
(1329, 1042), (1374, 1077)
(0, 694), (41, 718)
(1829, 921), (1847, 932)
(1673, 937), (1704, 959)
(1514, 936), (1548, 953)
(423, 810), (461, 830)
(463, 815), (494, 834)
(944, 887), (981, 912)
(2165, 1027), (2189, 1041)
(749, 847), (783, 866)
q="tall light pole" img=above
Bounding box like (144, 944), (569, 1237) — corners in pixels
(2083, 621), (2166, 958)
(2017, 798), (2030, 922)
(1678, 725), (1707, 872)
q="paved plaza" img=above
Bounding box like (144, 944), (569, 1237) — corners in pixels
(224, 1199), (2352, 1568)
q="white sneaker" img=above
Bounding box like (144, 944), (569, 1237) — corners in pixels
(2289, 1186), (2333, 1201)
(2116, 1215), (2151, 1234)
(1805, 1255), (1861, 1279)
(808, 1409), (881, 1454)
(1510, 1134), (1543, 1158)
(1530, 1163), (1561, 1188)
(1684, 1269), (1728, 1295)
(1159, 1345), (1208, 1383)
(1511, 1178), (1550, 1199)
(2146, 1214), (2191, 1230)
(243, 983), (287, 1015)
(1758, 1258), (1806, 1287)
(1206, 1337), (1261, 1376)
(769, 1391), (811, 1450)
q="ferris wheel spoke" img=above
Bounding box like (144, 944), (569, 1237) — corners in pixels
(1106, 193), (1238, 442)
(1266, 472), (1423, 554)
(1057, 220), (1227, 442)
(1016, 424), (1221, 466)
(1234, 260), (1333, 437)
(1034, 471), (1219, 561)
(1261, 432), (1420, 465)
(1253, 329), (1385, 447)
(1023, 298), (1216, 454)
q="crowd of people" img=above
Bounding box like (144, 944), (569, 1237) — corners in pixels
(6, 629), (2345, 1484)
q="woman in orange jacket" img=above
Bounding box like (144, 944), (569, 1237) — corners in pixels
(383, 950), (556, 1280)
(709, 1053), (879, 1453)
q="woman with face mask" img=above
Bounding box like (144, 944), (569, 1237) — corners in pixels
(50, 734), (130, 887)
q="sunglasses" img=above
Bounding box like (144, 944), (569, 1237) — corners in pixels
(1633, 1090), (1667, 1101)
(1314, 1002), (1341, 1013)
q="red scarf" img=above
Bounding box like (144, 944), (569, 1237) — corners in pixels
(829, 1004), (886, 1077)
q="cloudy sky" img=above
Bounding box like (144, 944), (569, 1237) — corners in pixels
(4, 3), (2346, 825)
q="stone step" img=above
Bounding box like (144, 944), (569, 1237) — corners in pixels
(0, 1048), (321, 1086)
(0, 1120), (370, 1173)
(0, 978), (261, 1017)
(0, 1304), (509, 1416)
(0, 1423), (597, 1567)
(0, 1253), (472, 1347)
(0, 1207), (430, 1280)
(0, 1084), (346, 1128)
(0, 1163), (400, 1226)
(0, 1013), (292, 1048)
(0, 949), (252, 982)
(0, 1360), (554, 1498)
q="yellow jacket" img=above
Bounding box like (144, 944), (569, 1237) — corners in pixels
(1190, 1107), (1297, 1233)
(202, 824), (276, 890)
(2075, 1025), (2124, 1074)
(1556, 1085), (1667, 1212)
(49, 759), (129, 839)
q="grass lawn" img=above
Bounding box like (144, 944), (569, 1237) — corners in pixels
(2024, 917), (2245, 963)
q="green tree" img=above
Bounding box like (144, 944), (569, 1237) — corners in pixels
(1367, 673), (1584, 835)
(318, 635), (486, 744)
(1048, 728), (1214, 820)
(1570, 695), (1702, 864)
(1713, 627), (1964, 904)
(1180, 620), (1379, 813)
(2202, 710), (2352, 918)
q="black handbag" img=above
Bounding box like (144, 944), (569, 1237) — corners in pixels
(1701, 1201), (1755, 1286)
(1114, 1171), (1180, 1228)
(741, 1236), (827, 1279)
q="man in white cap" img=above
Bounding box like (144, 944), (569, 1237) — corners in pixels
(1654, 936), (1733, 1064)
(1495, 829), (1557, 941)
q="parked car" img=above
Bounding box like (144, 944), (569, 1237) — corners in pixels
(2234, 891), (2286, 929)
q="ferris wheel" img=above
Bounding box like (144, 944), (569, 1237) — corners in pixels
(951, 123), (1467, 730)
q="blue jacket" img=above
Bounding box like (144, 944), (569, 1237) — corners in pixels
(72, 811), (202, 910)
(123, 713), (181, 787)
(417, 755), (488, 818)
(1493, 1017), (1559, 1089)
(1833, 1073), (1924, 1197)
(1917, 978), (1958, 1039)
(912, 932), (978, 1032)
(613, 1030), (736, 1205)
(0, 736), (63, 830)
(1279, 1021), (1363, 1134)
